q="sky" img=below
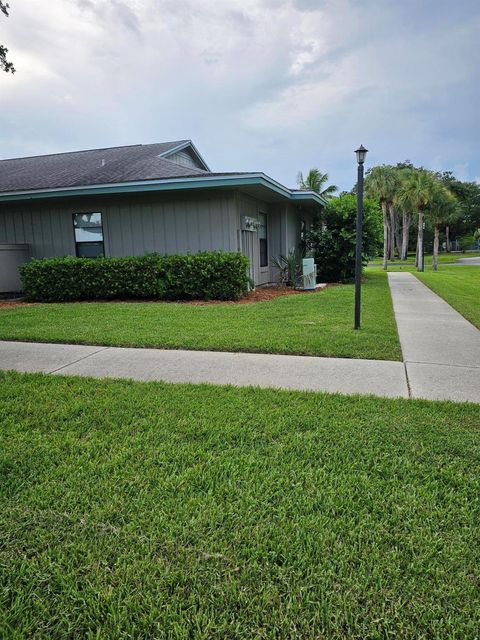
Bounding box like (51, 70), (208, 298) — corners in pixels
(1, 0), (479, 191)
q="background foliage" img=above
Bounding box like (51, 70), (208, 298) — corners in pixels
(305, 194), (382, 282)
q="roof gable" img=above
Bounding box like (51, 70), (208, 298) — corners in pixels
(159, 141), (210, 171)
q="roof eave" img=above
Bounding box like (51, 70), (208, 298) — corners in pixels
(0, 174), (326, 205)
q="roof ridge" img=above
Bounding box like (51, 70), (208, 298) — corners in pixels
(0, 141), (189, 163)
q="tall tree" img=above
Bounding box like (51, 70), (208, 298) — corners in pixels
(365, 165), (399, 269)
(1, 1), (15, 73)
(297, 169), (338, 200)
(396, 170), (438, 272)
(387, 200), (402, 260)
(393, 167), (415, 260)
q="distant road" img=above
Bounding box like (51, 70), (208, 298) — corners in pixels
(453, 256), (480, 265)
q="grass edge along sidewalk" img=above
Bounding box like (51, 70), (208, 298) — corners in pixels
(1, 371), (479, 639)
(0, 271), (402, 361)
(414, 266), (480, 329)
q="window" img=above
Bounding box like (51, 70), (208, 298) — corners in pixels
(258, 212), (268, 267)
(73, 212), (104, 258)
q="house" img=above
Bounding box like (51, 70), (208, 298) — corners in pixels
(0, 140), (325, 292)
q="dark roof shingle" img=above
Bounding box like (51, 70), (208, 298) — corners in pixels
(0, 141), (210, 193)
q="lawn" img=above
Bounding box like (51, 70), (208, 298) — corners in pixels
(0, 271), (402, 361)
(368, 251), (480, 269)
(415, 266), (480, 328)
(1, 372), (479, 638)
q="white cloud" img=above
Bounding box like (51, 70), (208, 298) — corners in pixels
(0, 0), (479, 188)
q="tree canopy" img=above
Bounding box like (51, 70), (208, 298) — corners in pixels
(297, 169), (338, 199)
(304, 194), (382, 282)
(1, 1), (15, 74)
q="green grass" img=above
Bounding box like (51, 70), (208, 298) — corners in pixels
(0, 271), (402, 361)
(1, 372), (479, 638)
(415, 266), (480, 328)
(368, 251), (480, 270)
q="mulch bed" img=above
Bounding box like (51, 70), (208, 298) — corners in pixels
(187, 286), (322, 305)
(0, 286), (329, 308)
(0, 300), (32, 309)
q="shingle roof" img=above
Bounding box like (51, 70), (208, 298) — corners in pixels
(0, 141), (210, 193)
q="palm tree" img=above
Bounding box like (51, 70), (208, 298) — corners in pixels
(394, 167), (415, 260)
(396, 170), (438, 272)
(388, 200), (402, 260)
(297, 169), (338, 200)
(365, 165), (399, 270)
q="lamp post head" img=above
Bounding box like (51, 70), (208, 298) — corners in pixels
(355, 144), (368, 165)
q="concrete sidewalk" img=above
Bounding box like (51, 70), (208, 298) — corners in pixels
(388, 272), (480, 403)
(0, 273), (478, 403)
(0, 340), (408, 399)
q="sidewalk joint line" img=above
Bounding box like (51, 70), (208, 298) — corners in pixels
(403, 362), (412, 398)
(47, 346), (111, 374)
(404, 360), (480, 370)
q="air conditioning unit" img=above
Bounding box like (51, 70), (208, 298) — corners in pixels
(302, 257), (317, 290)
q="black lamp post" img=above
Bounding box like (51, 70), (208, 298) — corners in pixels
(354, 145), (368, 330)
(420, 221), (425, 272)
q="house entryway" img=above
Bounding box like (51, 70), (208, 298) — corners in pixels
(241, 229), (256, 286)
(240, 213), (270, 287)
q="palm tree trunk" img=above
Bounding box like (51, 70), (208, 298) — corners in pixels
(433, 224), (439, 271)
(382, 202), (389, 270)
(395, 228), (402, 257)
(446, 225), (450, 253)
(401, 212), (410, 260)
(417, 211), (424, 272)
(388, 204), (396, 260)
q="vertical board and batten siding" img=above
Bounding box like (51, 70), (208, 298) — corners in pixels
(0, 205), (75, 257)
(166, 149), (204, 170)
(105, 194), (238, 256)
(0, 191), (238, 260)
(285, 203), (301, 253)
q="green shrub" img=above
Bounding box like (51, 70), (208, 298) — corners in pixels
(20, 252), (250, 302)
(304, 194), (382, 282)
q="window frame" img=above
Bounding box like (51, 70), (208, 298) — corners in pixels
(72, 212), (105, 258)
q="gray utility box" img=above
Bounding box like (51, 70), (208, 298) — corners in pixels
(0, 244), (31, 293)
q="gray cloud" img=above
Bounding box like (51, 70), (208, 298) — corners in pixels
(75, 0), (141, 36)
(1, 0), (479, 190)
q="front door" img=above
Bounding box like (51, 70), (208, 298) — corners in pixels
(257, 212), (269, 285)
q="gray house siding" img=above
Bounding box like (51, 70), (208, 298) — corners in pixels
(167, 149), (204, 171)
(103, 192), (237, 256)
(285, 203), (301, 253)
(0, 188), (309, 290)
(0, 191), (238, 261)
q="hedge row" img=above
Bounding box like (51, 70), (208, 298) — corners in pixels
(19, 252), (251, 302)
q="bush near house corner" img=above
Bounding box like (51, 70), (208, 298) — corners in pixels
(305, 194), (382, 282)
(19, 252), (250, 302)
